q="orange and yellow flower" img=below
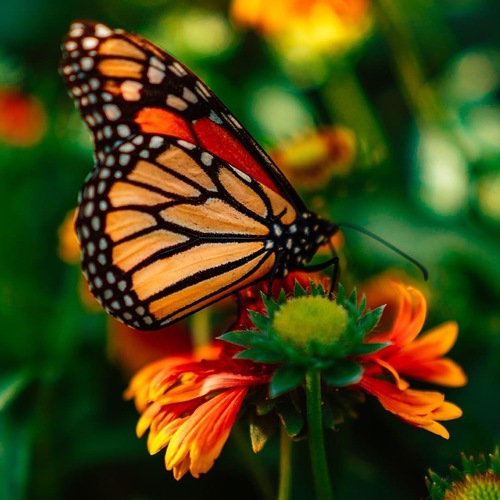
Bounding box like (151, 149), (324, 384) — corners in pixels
(125, 277), (466, 479)
(231, 0), (372, 56)
(357, 281), (467, 438)
(125, 343), (272, 479)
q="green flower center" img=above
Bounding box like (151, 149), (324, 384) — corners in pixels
(445, 474), (500, 499)
(273, 296), (348, 350)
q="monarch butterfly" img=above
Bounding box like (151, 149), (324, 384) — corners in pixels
(60, 21), (341, 330)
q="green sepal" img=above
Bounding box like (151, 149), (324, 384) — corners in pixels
(357, 305), (384, 335)
(350, 341), (390, 356)
(218, 330), (264, 347)
(490, 447), (500, 474)
(248, 310), (270, 330)
(255, 399), (276, 416)
(425, 469), (450, 500)
(335, 283), (346, 305)
(234, 347), (286, 363)
(275, 398), (305, 438)
(269, 365), (306, 398)
(322, 359), (363, 387)
(249, 413), (276, 453)
(293, 280), (308, 298)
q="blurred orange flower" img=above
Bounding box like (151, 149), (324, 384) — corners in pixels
(108, 319), (193, 378)
(0, 87), (47, 147)
(58, 209), (80, 264)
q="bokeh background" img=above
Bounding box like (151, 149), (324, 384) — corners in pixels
(1, 0), (499, 498)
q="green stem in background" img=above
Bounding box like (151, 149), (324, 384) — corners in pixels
(278, 426), (293, 500)
(371, 0), (476, 162)
(190, 308), (211, 350)
(372, 0), (443, 123)
(305, 369), (333, 500)
(321, 58), (391, 170)
(231, 425), (275, 500)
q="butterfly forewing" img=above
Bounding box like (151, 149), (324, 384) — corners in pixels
(61, 21), (335, 330)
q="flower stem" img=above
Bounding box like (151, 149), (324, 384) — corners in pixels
(231, 424), (275, 500)
(278, 426), (293, 500)
(305, 369), (333, 500)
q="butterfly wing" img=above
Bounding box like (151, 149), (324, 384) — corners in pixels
(61, 21), (329, 330)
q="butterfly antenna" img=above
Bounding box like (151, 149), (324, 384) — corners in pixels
(337, 222), (429, 281)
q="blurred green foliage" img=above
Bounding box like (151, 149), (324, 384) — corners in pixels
(0, 0), (499, 498)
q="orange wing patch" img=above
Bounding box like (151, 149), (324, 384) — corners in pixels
(218, 168), (268, 218)
(108, 181), (172, 208)
(128, 160), (201, 198)
(135, 108), (194, 142)
(98, 38), (147, 60)
(150, 253), (275, 323)
(106, 210), (157, 241)
(98, 59), (143, 79)
(159, 198), (269, 235)
(133, 241), (267, 301)
(156, 147), (217, 192)
(113, 229), (189, 271)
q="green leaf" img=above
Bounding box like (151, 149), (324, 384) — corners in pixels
(249, 413), (276, 453)
(218, 330), (263, 347)
(0, 381), (35, 500)
(322, 360), (363, 386)
(0, 370), (32, 412)
(234, 347), (285, 363)
(269, 365), (305, 398)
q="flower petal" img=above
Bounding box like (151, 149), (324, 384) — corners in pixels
(165, 388), (248, 479)
(360, 376), (461, 439)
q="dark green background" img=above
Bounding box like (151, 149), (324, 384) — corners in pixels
(0, 0), (499, 498)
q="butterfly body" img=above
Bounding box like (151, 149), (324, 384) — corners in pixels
(61, 21), (337, 330)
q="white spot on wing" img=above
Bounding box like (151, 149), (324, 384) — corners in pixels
(166, 94), (188, 111)
(149, 136), (164, 149)
(182, 87), (198, 103)
(117, 124), (131, 137)
(147, 66), (165, 84)
(121, 80), (142, 101)
(177, 139), (196, 150)
(103, 104), (121, 121)
(201, 152), (213, 166)
(209, 110), (223, 124)
(82, 37), (99, 50)
(168, 62), (187, 77)
(150, 56), (166, 70)
(94, 24), (112, 37)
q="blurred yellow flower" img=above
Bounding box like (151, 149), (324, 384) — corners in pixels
(270, 126), (356, 188)
(231, 0), (372, 56)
